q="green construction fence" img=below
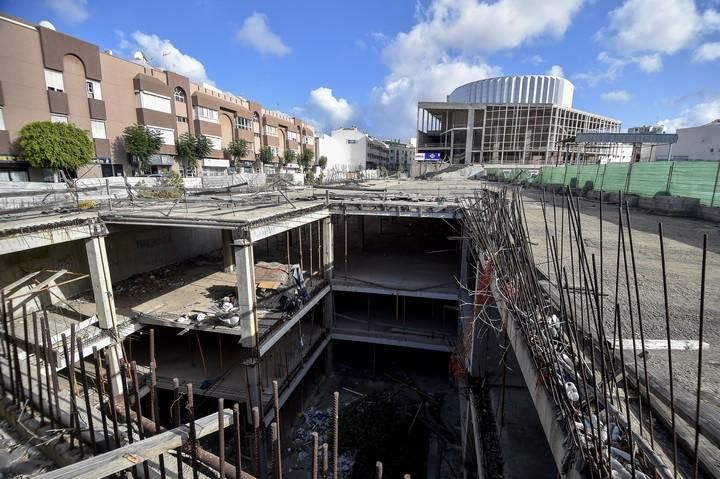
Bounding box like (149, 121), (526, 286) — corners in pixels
(485, 161), (720, 207)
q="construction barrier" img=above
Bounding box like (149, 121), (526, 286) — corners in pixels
(485, 161), (720, 207)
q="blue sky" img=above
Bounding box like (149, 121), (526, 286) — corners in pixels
(4, 0), (720, 139)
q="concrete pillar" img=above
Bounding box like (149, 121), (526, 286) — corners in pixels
(322, 217), (333, 280)
(324, 341), (334, 377)
(243, 358), (267, 478)
(322, 294), (334, 330)
(465, 109), (475, 165)
(222, 230), (235, 273)
(85, 235), (123, 394)
(235, 240), (257, 348)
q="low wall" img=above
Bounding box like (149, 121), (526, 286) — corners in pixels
(0, 174), (268, 210)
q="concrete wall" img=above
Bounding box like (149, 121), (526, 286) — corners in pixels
(104, 224), (223, 283)
(0, 224), (223, 299)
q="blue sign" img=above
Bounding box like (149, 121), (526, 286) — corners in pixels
(424, 152), (442, 160)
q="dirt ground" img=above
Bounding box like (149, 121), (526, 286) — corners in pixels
(519, 190), (720, 406)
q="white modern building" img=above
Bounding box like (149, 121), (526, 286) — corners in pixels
(318, 127), (389, 172)
(666, 120), (720, 161)
(417, 75), (621, 165)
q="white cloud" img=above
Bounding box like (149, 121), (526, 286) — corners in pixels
(635, 53), (662, 72)
(601, 90), (632, 102)
(370, 0), (583, 138)
(235, 12), (291, 56)
(308, 87), (354, 130)
(546, 64), (564, 77)
(132, 32), (213, 84)
(574, 51), (662, 85)
(527, 54), (545, 65)
(47, 0), (88, 23)
(658, 98), (720, 131)
(605, 0), (706, 54)
(383, 0), (583, 78)
(693, 42), (720, 61)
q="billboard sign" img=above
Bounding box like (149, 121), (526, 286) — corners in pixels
(422, 152), (442, 161)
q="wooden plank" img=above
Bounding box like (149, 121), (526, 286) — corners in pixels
(615, 339), (709, 351)
(36, 409), (237, 479)
(1, 271), (42, 295)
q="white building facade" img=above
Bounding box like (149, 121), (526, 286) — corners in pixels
(318, 127), (389, 172)
(668, 120), (720, 161)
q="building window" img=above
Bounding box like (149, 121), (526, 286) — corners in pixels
(174, 87), (186, 103)
(44, 69), (64, 92)
(236, 117), (252, 130)
(50, 114), (68, 124)
(269, 145), (279, 156)
(135, 91), (172, 113)
(90, 120), (106, 139)
(86, 80), (102, 100)
(347, 139), (356, 144)
(207, 135), (222, 151)
(288, 131), (299, 142)
(264, 125), (278, 137)
(147, 125), (175, 145)
(194, 105), (219, 123)
(177, 115), (187, 123)
(0, 108), (5, 130)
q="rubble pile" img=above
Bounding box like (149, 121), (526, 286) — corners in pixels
(287, 406), (354, 476)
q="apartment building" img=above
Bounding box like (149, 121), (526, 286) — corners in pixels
(382, 139), (415, 172)
(0, 14), (316, 180)
(416, 75), (621, 165)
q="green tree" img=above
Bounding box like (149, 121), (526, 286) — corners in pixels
(283, 149), (297, 167)
(299, 147), (314, 170)
(224, 139), (248, 168)
(318, 155), (328, 169)
(18, 121), (93, 172)
(122, 124), (163, 174)
(176, 133), (214, 175)
(258, 146), (274, 164)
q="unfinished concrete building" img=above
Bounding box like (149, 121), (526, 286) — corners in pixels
(0, 178), (712, 479)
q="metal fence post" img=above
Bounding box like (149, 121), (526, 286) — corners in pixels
(665, 162), (675, 195)
(711, 162), (720, 207)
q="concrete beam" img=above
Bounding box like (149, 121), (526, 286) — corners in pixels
(329, 208), (457, 219)
(331, 331), (453, 352)
(258, 284), (331, 356)
(0, 222), (105, 256)
(491, 277), (585, 477)
(249, 209), (330, 242)
(332, 282), (457, 301)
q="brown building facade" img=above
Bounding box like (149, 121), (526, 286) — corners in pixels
(0, 14), (317, 180)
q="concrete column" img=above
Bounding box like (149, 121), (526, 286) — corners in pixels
(322, 217), (334, 280)
(324, 341), (334, 377)
(85, 235), (123, 394)
(235, 241), (257, 348)
(465, 109), (475, 165)
(222, 230), (235, 273)
(322, 294), (334, 330)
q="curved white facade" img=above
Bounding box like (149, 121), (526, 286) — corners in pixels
(447, 75), (574, 108)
